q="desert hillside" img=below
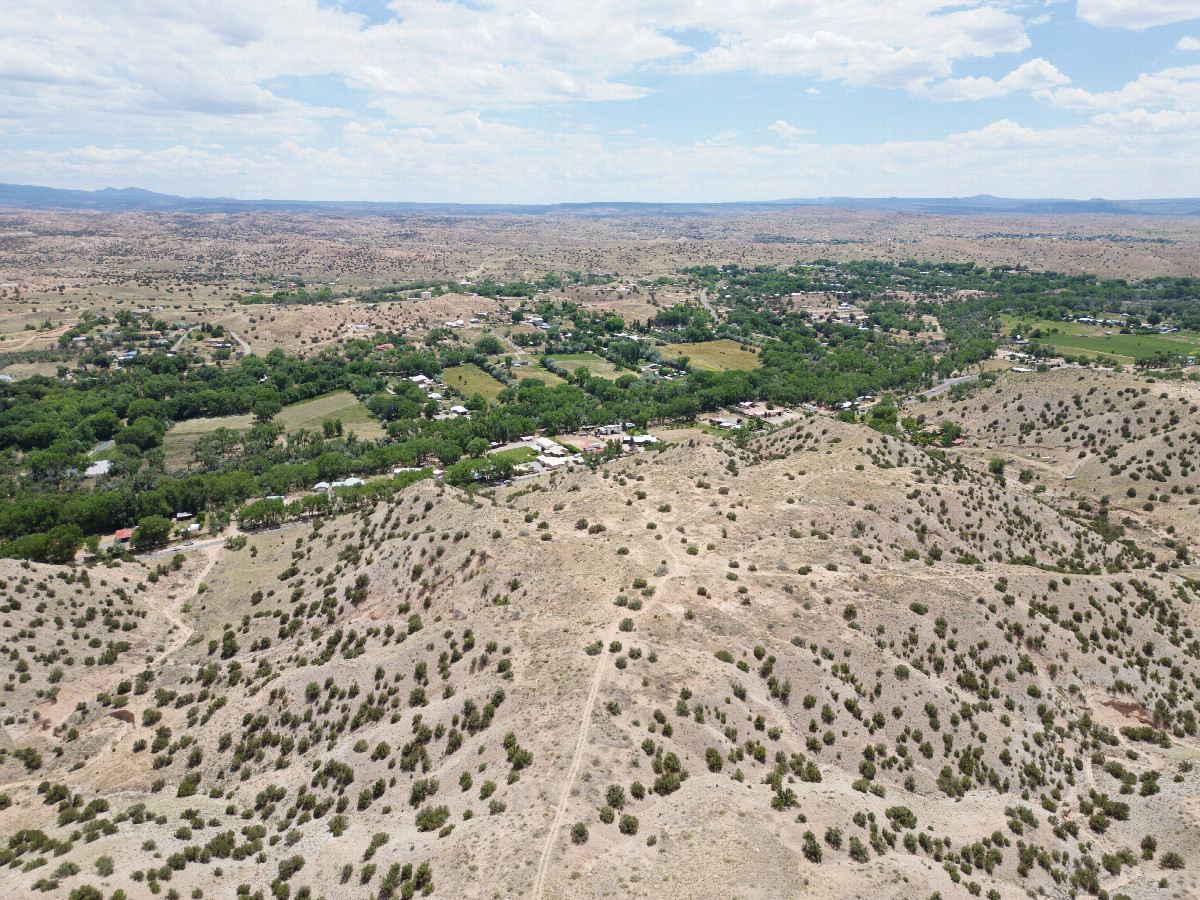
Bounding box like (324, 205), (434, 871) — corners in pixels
(3, 392), (1199, 900)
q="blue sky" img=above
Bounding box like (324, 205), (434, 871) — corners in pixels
(2, 0), (1199, 201)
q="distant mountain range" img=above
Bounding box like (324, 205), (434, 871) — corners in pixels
(2, 182), (1199, 217)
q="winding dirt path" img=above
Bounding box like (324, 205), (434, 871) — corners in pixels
(11, 324), (70, 351)
(152, 545), (220, 665)
(34, 546), (219, 734)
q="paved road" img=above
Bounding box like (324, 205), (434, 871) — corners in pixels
(89, 440), (114, 457)
(905, 373), (979, 403)
(170, 326), (194, 352)
(228, 330), (252, 355)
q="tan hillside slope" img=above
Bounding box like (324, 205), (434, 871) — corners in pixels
(1, 416), (1199, 900)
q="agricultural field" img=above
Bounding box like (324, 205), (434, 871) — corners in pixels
(658, 338), (763, 371)
(1000, 315), (1200, 362)
(549, 351), (626, 379)
(1030, 330), (1200, 363)
(507, 363), (567, 386)
(442, 362), (507, 401)
(489, 444), (538, 465)
(163, 389), (383, 467)
(0, 360), (61, 379)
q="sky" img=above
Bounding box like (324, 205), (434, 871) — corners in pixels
(2, 0), (1200, 202)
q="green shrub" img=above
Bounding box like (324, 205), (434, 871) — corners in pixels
(415, 805), (450, 832)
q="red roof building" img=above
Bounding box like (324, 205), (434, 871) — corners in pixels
(114, 528), (134, 541)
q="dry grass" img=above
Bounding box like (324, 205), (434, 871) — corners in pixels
(163, 389), (382, 467)
(548, 352), (625, 379)
(659, 338), (763, 371)
(443, 362), (507, 401)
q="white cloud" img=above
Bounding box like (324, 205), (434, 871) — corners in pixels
(1177, 36), (1200, 50)
(1036, 65), (1200, 112)
(2, 0), (1199, 201)
(1076, 0), (1200, 30)
(0, 0), (1040, 142)
(928, 58), (1069, 101)
(7, 109), (1200, 202)
(769, 119), (813, 139)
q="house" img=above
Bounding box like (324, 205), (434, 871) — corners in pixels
(450, 405), (470, 416)
(312, 481), (331, 493)
(536, 455), (568, 468)
(375, 343), (394, 350)
(175, 512), (193, 520)
(113, 528), (134, 542)
(535, 437), (558, 451)
(186, 523), (201, 533)
(409, 374), (432, 385)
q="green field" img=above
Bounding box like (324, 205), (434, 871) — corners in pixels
(659, 338), (763, 371)
(164, 390), (383, 467)
(444, 363), (507, 401)
(489, 445), (538, 465)
(549, 352), (624, 379)
(1000, 315), (1200, 362)
(511, 366), (567, 387)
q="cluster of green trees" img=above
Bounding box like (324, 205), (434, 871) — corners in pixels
(7, 257), (1194, 559)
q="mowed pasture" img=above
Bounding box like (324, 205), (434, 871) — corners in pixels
(658, 338), (763, 371)
(1032, 331), (1200, 363)
(443, 363), (507, 401)
(1000, 315), (1200, 362)
(163, 389), (383, 468)
(506, 364), (567, 387)
(548, 351), (625, 379)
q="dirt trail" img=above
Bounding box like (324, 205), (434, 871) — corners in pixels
(530, 617), (617, 900)
(495, 331), (529, 364)
(153, 545), (220, 664)
(532, 542), (689, 898)
(34, 546), (220, 734)
(11, 324), (69, 351)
